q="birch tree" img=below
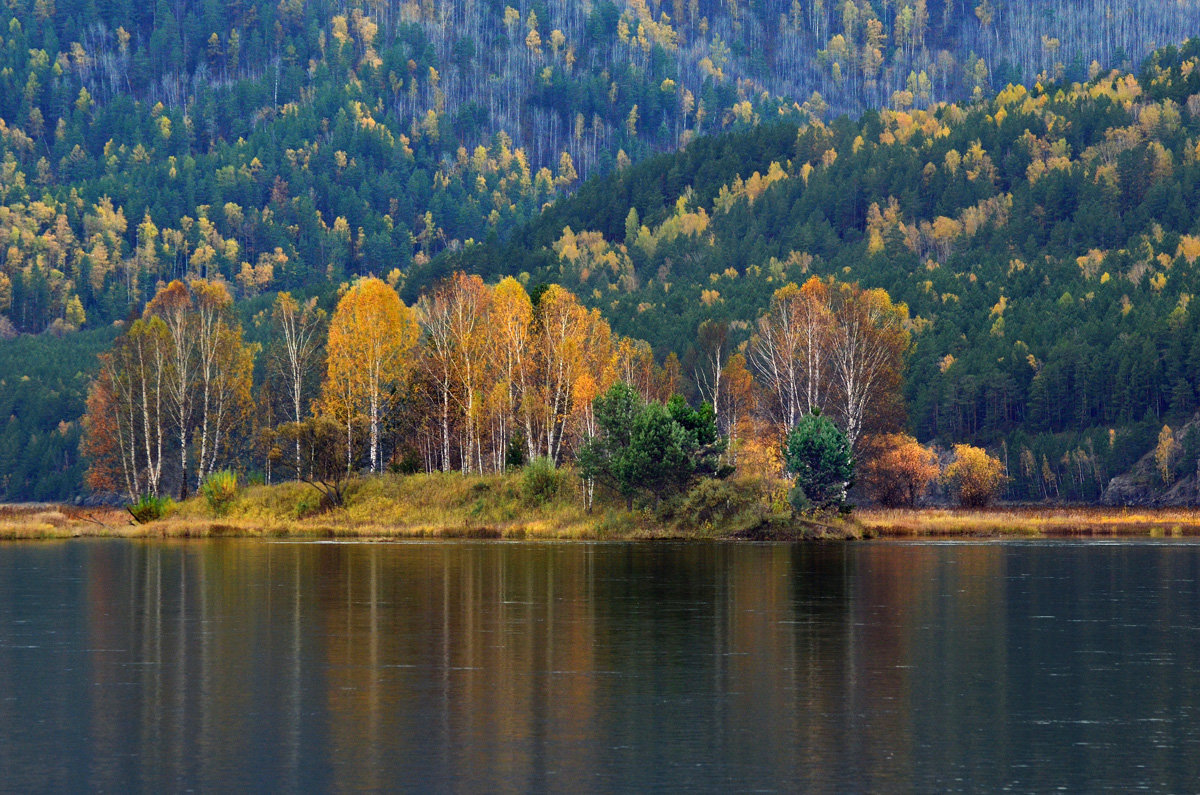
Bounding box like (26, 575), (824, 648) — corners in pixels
(82, 316), (170, 500)
(416, 279), (458, 472)
(190, 279), (234, 487)
(145, 279), (196, 497)
(270, 292), (326, 477)
(488, 276), (533, 469)
(751, 278), (833, 431)
(828, 282), (910, 449)
(531, 284), (589, 463)
(323, 277), (419, 473)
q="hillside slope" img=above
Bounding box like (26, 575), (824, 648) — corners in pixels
(434, 40), (1200, 502)
(1, 0), (1196, 335)
(0, 0), (1197, 500)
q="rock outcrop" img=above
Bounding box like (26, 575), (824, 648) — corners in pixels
(1102, 420), (1200, 507)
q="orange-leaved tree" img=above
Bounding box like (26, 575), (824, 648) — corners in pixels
(322, 277), (419, 473)
(530, 284), (590, 463)
(81, 317), (171, 501)
(860, 433), (939, 507)
(717, 351), (756, 466)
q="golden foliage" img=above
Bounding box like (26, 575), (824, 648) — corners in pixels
(323, 277), (418, 472)
(943, 444), (1007, 508)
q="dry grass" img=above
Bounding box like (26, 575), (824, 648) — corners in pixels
(143, 472), (631, 540)
(68, 472), (831, 541)
(12, 484), (1198, 543)
(859, 506), (1200, 537)
(0, 504), (136, 539)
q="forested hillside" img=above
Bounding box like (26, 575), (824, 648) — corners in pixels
(1, 0), (1195, 335)
(0, 0), (1198, 500)
(441, 40), (1200, 501)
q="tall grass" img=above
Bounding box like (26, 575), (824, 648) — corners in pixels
(858, 506), (1200, 537)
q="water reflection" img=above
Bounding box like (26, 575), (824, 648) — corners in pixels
(1, 540), (1199, 790)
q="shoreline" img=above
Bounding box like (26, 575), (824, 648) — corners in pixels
(861, 506), (1200, 538)
(6, 499), (1200, 542)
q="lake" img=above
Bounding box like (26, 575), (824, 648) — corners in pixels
(1, 539), (1199, 791)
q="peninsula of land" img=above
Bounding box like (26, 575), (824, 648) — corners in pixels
(5, 473), (1200, 542)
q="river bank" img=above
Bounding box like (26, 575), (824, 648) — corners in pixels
(5, 475), (1200, 541)
(0, 473), (851, 540)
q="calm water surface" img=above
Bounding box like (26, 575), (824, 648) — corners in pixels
(1, 539), (1199, 791)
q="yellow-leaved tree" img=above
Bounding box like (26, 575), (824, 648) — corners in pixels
(322, 277), (419, 473)
(487, 276), (534, 469)
(943, 444), (1007, 508)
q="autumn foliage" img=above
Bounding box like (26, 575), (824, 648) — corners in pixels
(83, 269), (923, 518)
(322, 277), (418, 474)
(83, 278), (254, 500)
(752, 276), (909, 450)
(942, 444), (1008, 508)
(860, 433), (939, 507)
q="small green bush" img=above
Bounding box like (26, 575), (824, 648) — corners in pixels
(505, 433), (527, 470)
(201, 470), (240, 515)
(521, 457), (562, 506)
(294, 491), (322, 518)
(680, 478), (760, 523)
(389, 448), (421, 475)
(127, 494), (175, 524)
(787, 484), (812, 515)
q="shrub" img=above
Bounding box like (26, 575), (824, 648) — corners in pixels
(942, 444), (1007, 508)
(787, 483), (813, 514)
(201, 470), (240, 515)
(521, 457), (562, 506)
(390, 448), (421, 475)
(294, 492), (322, 518)
(676, 478), (764, 535)
(127, 494), (175, 524)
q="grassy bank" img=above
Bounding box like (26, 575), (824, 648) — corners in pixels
(0, 504), (136, 539)
(10, 478), (1200, 541)
(0, 471), (857, 541)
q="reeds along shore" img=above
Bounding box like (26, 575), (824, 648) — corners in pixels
(5, 480), (1200, 541)
(859, 507), (1200, 538)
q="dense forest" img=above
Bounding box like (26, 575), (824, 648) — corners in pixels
(441, 40), (1200, 501)
(1, 0), (1194, 336)
(0, 0), (1199, 501)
